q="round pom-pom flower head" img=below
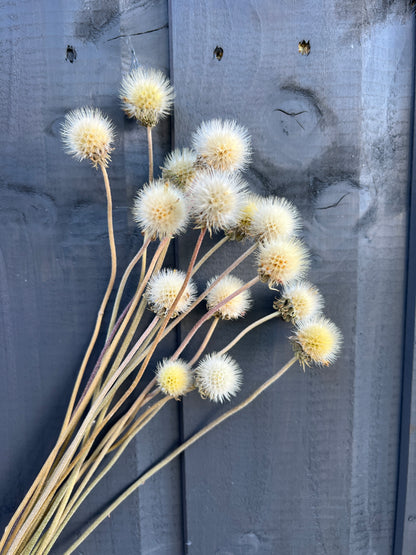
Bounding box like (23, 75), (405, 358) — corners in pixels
(156, 359), (193, 398)
(146, 269), (197, 317)
(251, 197), (301, 241)
(162, 148), (197, 189)
(133, 180), (188, 239)
(195, 353), (242, 403)
(120, 67), (174, 127)
(192, 119), (251, 172)
(291, 316), (342, 368)
(274, 281), (324, 323)
(257, 237), (310, 287)
(206, 275), (251, 320)
(61, 107), (114, 168)
(188, 170), (247, 233)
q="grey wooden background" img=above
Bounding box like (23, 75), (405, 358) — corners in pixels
(0, 1), (415, 554)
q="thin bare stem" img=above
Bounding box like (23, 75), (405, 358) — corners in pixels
(0, 163), (118, 554)
(188, 317), (220, 366)
(218, 312), (281, 355)
(64, 357), (298, 554)
(147, 126), (153, 182)
(6, 239), (169, 555)
(191, 235), (229, 276)
(106, 235), (151, 339)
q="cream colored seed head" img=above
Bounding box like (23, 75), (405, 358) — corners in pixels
(192, 119), (251, 172)
(188, 170), (247, 233)
(292, 316), (342, 368)
(275, 281), (324, 323)
(146, 269), (197, 317)
(61, 107), (114, 168)
(206, 275), (251, 320)
(132, 180), (188, 238)
(156, 359), (193, 398)
(162, 148), (197, 189)
(195, 353), (242, 403)
(251, 197), (301, 241)
(120, 67), (174, 127)
(229, 193), (263, 240)
(257, 237), (310, 287)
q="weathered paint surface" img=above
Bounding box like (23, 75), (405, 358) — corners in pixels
(171, 1), (414, 554)
(0, 0), (415, 554)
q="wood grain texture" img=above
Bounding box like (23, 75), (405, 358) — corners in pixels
(0, 1), (184, 554)
(170, 1), (414, 553)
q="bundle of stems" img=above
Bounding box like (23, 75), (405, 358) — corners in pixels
(0, 68), (342, 555)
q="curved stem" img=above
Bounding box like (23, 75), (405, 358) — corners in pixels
(218, 312), (280, 356)
(63, 163), (117, 429)
(64, 357), (298, 554)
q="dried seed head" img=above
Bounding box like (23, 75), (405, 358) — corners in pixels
(257, 237), (310, 287)
(162, 148), (197, 189)
(228, 193), (263, 241)
(291, 316), (342, 368)
(192, 119), (251, 172)
(132, 180), (188, 238)
(61, 107), (114, 168)
(274, 281), (324, 323)
(120, 67), (174, 127)
(146, 269), (197, 317)
(251, 197), (301, 241)
(195, 353), (242, 403)
(156, 359), (193, 398)
(206, 275), (251, 320)
(188, 170), (247, 233)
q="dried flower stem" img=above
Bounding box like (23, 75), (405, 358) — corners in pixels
(147, 126), (153, 182)
(6, 239), (169, 555)
(106, 235), (151, 339)
(189, 317), (220, 366)
(191, 235), (229, 276)
(218, 312), (281, 355)
(0, 162), (118, 554)
(64, 357), (298, 554)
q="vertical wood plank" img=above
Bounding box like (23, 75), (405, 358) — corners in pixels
(0, 1), (184, 553)
(170, 1), (414, 553)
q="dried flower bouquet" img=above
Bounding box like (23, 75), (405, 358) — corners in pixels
(0, 67), (342, 555)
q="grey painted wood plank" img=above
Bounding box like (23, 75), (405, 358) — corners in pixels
(170, 1), (414, 553)
(0, 1), (184, 554)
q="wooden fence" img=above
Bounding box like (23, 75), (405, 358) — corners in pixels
(0, 1), (415, 553)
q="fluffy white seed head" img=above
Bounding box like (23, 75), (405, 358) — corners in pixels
(162, 148), (197, 189)
(257, 237), (310, 287)
(195, 353), (242, 403)
(251, 197), (301, 241)
(61, 107), (114, 168)
(275, 281), (324, 323)
(120, 67), (174, 127)
(132, 180), (188, 238)
(188, 170), (247, 233)
(146, 269), (197, 317)
(156, 359), (193, 398)
(192, 119), (251, 172)
(291, 316), (342, 368)
(229, 193), (263, 240)
(206, 275), (251, 320)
